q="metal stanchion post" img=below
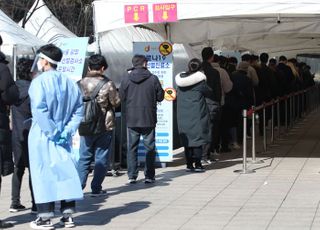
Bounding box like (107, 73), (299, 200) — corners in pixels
(263, 105), (267, 152)
(302, 92), (305, 117)
(293, 94), (296, 123)
(251, 106), (264, 164)
(234, 110), (255, 174)
(290, 95), (293, 128)
(277, 99), (281, 138)
(271, 103), (274, 143)
(285, 98), (288, 131)
(297, 93), (300, 119)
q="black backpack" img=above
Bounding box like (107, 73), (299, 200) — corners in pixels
(77, 77), (109, 136)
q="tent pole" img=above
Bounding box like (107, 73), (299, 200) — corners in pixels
(165, 23), (172, 42)
(13, 45), (17, 81)
(92, 2), (101, 54)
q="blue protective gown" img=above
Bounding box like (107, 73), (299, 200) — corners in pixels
(28, 69), (83, 204)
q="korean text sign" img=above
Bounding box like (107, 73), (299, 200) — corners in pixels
(153, 3), (177, 23)
(56, 37), (88, 82)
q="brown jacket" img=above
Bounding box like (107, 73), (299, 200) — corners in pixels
(79, 72), (120, 131)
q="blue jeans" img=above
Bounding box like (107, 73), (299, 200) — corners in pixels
(127, 127), (156, 180)
(77, 131), (112, 193)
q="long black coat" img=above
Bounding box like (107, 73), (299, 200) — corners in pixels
(176, 71), (211, 147)
(11, 79), (32, 167)
(0, 58), (19, 176)
(225, 70), (254, 127)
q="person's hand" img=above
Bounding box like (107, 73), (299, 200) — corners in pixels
(56, 130), (71, 146)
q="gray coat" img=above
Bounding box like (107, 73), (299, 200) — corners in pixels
(176, 71), (211, 147)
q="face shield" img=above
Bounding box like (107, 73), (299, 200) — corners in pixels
(30, 52), (59, 73)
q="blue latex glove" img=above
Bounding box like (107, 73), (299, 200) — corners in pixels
(50, 130), (62, 142)
(56, 130), (71, 146)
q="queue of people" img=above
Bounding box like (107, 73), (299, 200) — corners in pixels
(176, 47), (315, 171)
(0, 35), (316, 229)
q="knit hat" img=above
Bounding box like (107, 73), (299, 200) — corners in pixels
(237, 61), (249, 72)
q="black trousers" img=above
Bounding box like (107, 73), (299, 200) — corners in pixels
(184, 146), (202, 168)
(11, 166), (35, 207)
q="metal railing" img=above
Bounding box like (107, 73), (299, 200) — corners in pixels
(234, 84), (320, 174)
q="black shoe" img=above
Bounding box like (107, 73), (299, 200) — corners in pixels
(90, 190), (107, 197)
(220, 147), (231, 153)
(145, 178), (155, 184)
(194, 166), (205, 172)
(29, 217), (54, 230)
(9, 204), (26, 212)
(185, 166), (195, 172)
(0, 220), (14, 228)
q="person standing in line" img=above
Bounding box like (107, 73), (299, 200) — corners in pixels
(28, 44), (84, 230)
(212, 55), (233, 151)
(119, 54), (164, 184)
(77, 54), (120, 196)
(9, 58), (36, 214)
(201, 47), (222, 157)
(0, 35), (19, 229)
(175, 58), (211, 172)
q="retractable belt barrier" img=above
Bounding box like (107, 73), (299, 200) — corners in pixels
(235, 84), (320, 174)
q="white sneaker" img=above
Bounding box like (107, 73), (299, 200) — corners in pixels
(128, 178), (137, 184)
(30, 217), (54, 230)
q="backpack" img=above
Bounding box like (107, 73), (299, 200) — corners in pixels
(77, 77), (109, 136)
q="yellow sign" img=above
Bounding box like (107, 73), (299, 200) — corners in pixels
(159, 42), (173, 56)
(164, 88), (176, 101)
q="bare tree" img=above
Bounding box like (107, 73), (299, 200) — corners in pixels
(1, 0), (94, 37)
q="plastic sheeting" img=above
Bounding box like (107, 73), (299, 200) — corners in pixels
(99, 26), (199, 87)
(20, 0), (76, 44)
(93, 0), (320, 56)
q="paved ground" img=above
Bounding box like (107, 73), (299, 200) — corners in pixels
(2, 109), (320, 230)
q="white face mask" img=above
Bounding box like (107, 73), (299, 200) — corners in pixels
(36, 60), (43, 72)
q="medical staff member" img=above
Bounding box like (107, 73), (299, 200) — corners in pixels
(28, 44), (83, 230)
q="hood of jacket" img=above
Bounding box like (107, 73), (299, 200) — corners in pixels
(129, 67), (152, 84)
(16, 79), (31, 101)
(175, 71), (206, 88)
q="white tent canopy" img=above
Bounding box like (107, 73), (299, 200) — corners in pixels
(0, 9), (45, 51)
(100, 26), (198, 87)
(0, 9), (45, 79)
(20, 0), (76, 44)
(93, 0), (320, 56)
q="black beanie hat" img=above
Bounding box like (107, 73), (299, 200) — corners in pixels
(201, 47), (214, 61)
(0, 35), (2, 46)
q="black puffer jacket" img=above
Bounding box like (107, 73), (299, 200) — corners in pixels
(119, 67), (164, 128)
(0, 56), (19, 175)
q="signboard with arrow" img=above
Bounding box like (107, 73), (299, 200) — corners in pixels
(153, 3), (177, 23)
